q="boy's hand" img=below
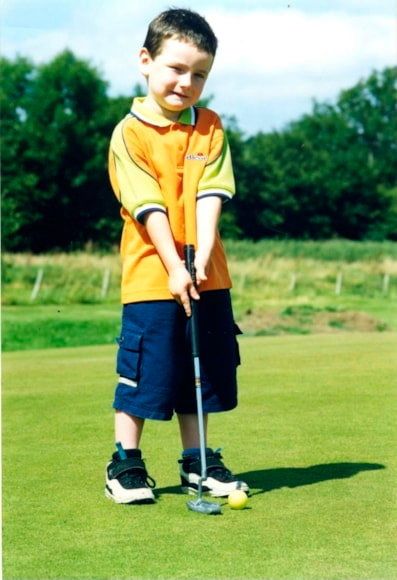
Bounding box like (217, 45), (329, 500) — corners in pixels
(143, 212), (200, 316)
(168, 263), (200, 317)
(194, 250), (209, 285)
(195, 196), (221, 285)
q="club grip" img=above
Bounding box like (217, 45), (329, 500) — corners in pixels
(184, 244), (200, 357)
(184, 244), (197, 285)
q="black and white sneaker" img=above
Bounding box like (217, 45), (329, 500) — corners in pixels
(105, 448), (156, 504)
(178, 449), (249, 498)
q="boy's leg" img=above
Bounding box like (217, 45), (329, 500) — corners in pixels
(177, 290), (249, 497)
(106, 412), (155, 504)
(177, 411), (248, 498)
(106, 300), (184, 505)
(177, 413), (207, 449)
(115, 410), (144, 449)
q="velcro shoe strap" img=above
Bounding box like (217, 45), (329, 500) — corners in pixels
(111, 457), (146, 478)
(206, 454), (224, 470)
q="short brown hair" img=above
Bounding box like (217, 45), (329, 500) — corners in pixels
(143, 8), (218, 58)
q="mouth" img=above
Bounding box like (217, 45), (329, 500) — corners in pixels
(171, 91), (189, 99)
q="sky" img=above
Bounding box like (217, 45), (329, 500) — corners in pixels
(2, 0), (396, 135)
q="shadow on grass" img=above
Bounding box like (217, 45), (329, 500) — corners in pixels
(155, 462), (385, 497)
(237, 462), (386, 496)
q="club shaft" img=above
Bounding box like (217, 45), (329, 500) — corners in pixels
(193, 356), (207, 482)
(184, 244), (207, 487)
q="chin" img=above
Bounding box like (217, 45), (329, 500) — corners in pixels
(165, 101), (187, 111)
(168, 95), (190, 106)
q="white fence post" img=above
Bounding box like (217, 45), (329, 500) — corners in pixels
(382, 273), (390, 296)
(335, 271), (343, 295)
(101, 268), (111, 299)
(288, 272), (297, 292)
(30, 268), (44, 301)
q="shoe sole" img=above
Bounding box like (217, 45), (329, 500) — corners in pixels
(105, 487), (155, 504)
(105, 484), (156, 505)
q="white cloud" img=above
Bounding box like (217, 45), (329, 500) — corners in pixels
(208, 9), (395, 75)
(2, 1), (395, 132)
(202, 7), (396, 131)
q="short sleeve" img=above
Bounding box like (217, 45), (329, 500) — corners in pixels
(197, 129), (235, 202)
(108, 118), (166, 222)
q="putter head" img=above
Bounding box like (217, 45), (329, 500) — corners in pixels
(187, 498), (222, 515)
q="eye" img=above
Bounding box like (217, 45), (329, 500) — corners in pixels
(194, 72), (206, 80)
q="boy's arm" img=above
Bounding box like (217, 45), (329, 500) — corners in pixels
(144, 211), (199, 316)
(194, 115), (235, 284)
(195, 196), (222, 285)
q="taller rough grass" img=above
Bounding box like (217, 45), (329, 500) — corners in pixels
(2, 241), (397, 306)
(228, 254), (397, 300)
(224, 239), (397, 262)
(2, 252), (122, 305)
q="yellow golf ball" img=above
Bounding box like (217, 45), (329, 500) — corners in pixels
(228, 490), (248, 510)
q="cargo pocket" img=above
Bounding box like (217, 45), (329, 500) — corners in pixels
(202, 322), (242, 370)
(116, 330), (143, 382)
(234, 323), (243, 366)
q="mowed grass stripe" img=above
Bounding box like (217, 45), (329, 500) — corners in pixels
(3, 333), (396, 579)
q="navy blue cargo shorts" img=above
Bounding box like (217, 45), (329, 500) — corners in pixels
(113, 289), (242, 420)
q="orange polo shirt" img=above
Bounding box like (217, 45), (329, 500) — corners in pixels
(108, 97), (235, 304)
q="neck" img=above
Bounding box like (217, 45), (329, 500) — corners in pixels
(143, 96), (181, 122)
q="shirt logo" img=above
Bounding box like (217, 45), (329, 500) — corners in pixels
(185, 153), (208, 161)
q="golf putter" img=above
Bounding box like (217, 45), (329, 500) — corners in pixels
(184, 244), (221, 515)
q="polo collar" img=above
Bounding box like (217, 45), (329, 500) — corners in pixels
(130, 97), (196, 127)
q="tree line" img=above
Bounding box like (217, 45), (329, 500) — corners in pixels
(1, 50), (396, 252)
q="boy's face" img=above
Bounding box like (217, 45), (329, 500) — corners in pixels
(139, 36), (214, 121)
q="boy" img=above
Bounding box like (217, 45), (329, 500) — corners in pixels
(106, 8), (248, 504)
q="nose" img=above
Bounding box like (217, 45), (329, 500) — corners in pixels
(179, 72), (192, 88)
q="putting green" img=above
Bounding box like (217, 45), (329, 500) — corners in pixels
(3, 333), (396, 579)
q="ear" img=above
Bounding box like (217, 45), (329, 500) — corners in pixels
(139, 48), (152, 77)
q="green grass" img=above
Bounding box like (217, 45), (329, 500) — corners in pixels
(3, 242), (396, 351)
(2, 252), (122, 305)
(3, 333), (396, 579)
(3, 242), (397, 308)
(2, 304), (120, 351)
(3, 292), (397, 352)
(224, 239), (397, 262)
